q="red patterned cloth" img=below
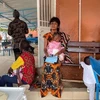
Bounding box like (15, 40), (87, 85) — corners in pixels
(20, 51), (35, 84)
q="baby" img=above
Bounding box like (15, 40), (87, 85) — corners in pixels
(47, 32), (65, 61)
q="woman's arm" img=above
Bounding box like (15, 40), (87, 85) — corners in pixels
(55, 48), (65, 56)
(44, 38), (49, 57)
(16, 68), (22, 86)
(11, 56), (24, 70)
(8, 56), (24, 74)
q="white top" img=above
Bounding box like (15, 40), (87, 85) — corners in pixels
(80, 62), (96, 84)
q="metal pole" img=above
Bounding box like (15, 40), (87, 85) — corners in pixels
(79, 0), (82, 67)
(37, 0), (40, 67)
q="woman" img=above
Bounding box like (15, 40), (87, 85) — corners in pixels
(43, 17), (73, 63)
(0, 40), (35, 87)
(41, 17), (73, 98)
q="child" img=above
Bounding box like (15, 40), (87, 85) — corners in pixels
(80, 56), (96, 100)
(47, 32), (65, 61)
(0, 40), (35, 87)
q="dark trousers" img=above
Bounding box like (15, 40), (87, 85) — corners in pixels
(13, 48), (21, 60)
(0, 75), (27, 87)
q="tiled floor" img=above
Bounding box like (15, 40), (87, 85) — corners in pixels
(0, 56), (14, 75)
(25, 88), (89, 100)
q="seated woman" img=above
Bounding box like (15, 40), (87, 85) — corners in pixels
(0, 40), (35, 87)
(43, 17), (73, 63)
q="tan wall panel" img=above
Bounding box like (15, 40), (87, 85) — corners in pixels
(56, 0), (79, 41)
(82, 0), (100, 42)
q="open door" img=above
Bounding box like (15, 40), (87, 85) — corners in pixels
(37, 0), (56, 67)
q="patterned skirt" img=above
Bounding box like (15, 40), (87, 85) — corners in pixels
(40, 62), (62, 98)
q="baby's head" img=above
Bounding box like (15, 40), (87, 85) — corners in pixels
(84, 56), (90, 65)
(20, 40), (30, 51)
(53, 32), (61, 42)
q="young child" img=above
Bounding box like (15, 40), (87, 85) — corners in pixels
(0, 40), (35, 87)
(47, 32), (65, 61)
(80, 56), (96, 100)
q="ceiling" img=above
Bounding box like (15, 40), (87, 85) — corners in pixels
(0, 0), (37, 29)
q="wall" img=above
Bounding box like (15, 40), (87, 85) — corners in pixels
(56, 0), (100, 42)
(56, 0), (79, 41)
(56, 0), (100, 60)
(82, 0), (100, 42)
(25, 29), (38, 37)
(56, 0), (100, 80)
(57, 0), (79, 63)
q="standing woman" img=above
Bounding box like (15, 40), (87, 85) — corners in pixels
(40, 17), (73, 98)
(43, 17), (73, 63)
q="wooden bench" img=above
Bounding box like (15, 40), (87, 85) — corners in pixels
(60, 41), (100, 81)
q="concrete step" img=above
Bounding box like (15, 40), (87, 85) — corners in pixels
(25, 88), (90, 100)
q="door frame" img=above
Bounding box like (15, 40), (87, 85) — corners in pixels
(37, 0), (56, 67)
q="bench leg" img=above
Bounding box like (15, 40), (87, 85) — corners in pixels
(8, 50), (10, 56)
(3, 50), (5, 56)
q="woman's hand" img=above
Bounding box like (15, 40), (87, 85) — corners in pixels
(16, 68), (22, 86)
(55, 48), (65, 56)
(18, 79), (22, 87)
(44, 38), (49, 57)
(54, 53), (58, 56)
(45, 53), (49, 57)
